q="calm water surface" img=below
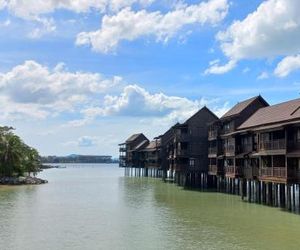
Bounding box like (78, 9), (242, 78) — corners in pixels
(0, 164), (300, 250)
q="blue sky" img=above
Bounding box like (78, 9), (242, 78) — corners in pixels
(0, 0), (300, 157)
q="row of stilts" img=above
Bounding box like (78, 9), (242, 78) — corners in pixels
(124, 167), (300, 213)
(124, 167), (163, 178)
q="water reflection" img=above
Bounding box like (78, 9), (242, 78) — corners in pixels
(0, 165), (300, 250)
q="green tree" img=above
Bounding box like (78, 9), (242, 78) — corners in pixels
(0, 132), (24, 176)
(23, 146), (41, 176)
(0, 126), (41, 177)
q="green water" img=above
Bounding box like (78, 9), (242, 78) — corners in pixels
(0, 164), (300, 250)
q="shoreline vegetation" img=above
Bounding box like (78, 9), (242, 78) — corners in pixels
(0, 126), (47, 185)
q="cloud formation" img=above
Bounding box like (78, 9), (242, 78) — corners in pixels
(0, 60), (122, 120)
(206, 0), (300, 76)
(76, 0), (229, 53)
(0, 61), (228, 126)
(0, 0), (155, 37)
(274, 55), (300, 77)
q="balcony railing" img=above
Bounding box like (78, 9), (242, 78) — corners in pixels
(119, 147), (126, 152)
(224, 145), (235, 154)
(259, 139), (286, 151)
(260, 167), (286, 178)
(208, 130), (218, 139)
(225, 166), (242, 176)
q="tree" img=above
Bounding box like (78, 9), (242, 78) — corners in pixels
(23, 146), (41, 176)
(0, 132), (24, 176)
(0, 126), (41, 177)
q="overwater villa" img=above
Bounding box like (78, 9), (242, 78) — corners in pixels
(119, 96), (300, 212)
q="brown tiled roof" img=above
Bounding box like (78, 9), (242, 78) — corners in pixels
(126, 133), (143, 143)
(143, 139), (161, 151)
(238, 98), (300, 129)
(221, 96), (268, 119)
(185, 106), (219, 124)
(133, 140), (149, 151)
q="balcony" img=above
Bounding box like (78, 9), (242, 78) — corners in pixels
(260, 167), (286, 179)
(259, 139), (286, 151)
(119, 147), (126, 152)
(224, 145), (235, 155)
(225, 166), (242, 177)
(208, 130), (218, 140)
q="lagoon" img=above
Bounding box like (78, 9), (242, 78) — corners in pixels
(0, 164), (300, 250)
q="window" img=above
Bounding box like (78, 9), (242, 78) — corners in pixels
(189, 158), (195, 167)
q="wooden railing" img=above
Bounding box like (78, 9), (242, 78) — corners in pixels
(259, 139), (286, 151)
(224, 144), (235, 154)
(260, 167), (286, 178)
(223, 126), (235, 135)
(208, 130), (218, 139)
(225, 166), (242, 175)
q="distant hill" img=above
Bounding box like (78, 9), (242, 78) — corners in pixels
(41, 155), (118, 164)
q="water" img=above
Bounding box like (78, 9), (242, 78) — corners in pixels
(0, 164), (300, 250)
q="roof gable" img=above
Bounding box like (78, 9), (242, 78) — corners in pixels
(238, 98), (300, 129)
(126, 133), (146, 143)
(221, 95), (268, 119)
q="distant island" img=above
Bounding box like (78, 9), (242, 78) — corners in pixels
(41, 154), (118, 164)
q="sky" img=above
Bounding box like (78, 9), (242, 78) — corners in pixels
(0, 0), (300, 158)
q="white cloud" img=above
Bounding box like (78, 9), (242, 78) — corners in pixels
(80, 84), (228, 126)
(0, 0), (155, 37)
(274, 54), (300, 77)
(28, 17), (56, 38)
(0, 0), (155, 18)
(204, 59), (236, 75)
(257, 71), (269, 80)
(0, 61), (230, 130)
(76, 0), (229, 53)
(242, 67), (250, 73)
(63, 136), (98, 147)
(0, 60), (122, 120)
(211, 0), (300, 74)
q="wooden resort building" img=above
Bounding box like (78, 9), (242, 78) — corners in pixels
(164, 107), (218, 187)
(207, 96), (269, 191)
(119, 96), (300, 213)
